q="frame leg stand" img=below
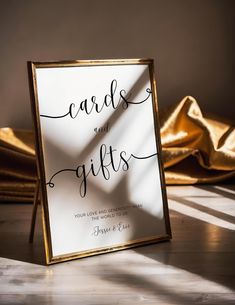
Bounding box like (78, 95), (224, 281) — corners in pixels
(29, 179), (40, 243)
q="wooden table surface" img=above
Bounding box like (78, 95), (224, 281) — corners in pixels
(0, 185), (235, 305)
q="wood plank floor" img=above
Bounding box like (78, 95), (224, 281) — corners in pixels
(0, 185), (235, 304)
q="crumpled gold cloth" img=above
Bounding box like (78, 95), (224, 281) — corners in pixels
(0, 128), (36, 202)
(161, 96), (235, 183)
(0, 96), (234, 202)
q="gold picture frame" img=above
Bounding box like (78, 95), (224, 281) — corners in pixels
(28, 58), (171, 264)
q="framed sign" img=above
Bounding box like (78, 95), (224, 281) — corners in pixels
(28, 58), (171, 264)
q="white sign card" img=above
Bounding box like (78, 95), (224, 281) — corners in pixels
(28, 59), (171, 264)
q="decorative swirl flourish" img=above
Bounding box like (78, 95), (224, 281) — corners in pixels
(40, 79), (152, 119)
(46, 144), (157, 198)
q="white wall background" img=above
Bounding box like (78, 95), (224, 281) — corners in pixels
(0, 0), (235, 128)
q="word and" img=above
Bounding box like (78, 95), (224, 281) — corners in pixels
(94, 122), (110, 134)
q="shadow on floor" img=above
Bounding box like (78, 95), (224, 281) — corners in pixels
(99, 184), (235, 304)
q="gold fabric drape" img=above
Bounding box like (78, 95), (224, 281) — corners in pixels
(0, 96), (234, 203)
(0, 128), (36, 202)
(161, 96), (235, 184)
